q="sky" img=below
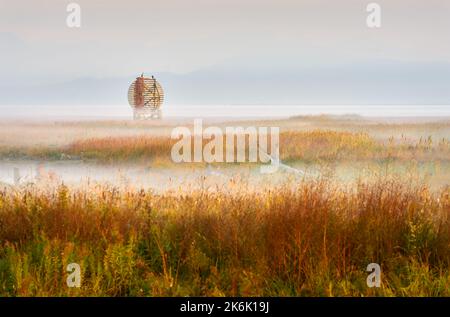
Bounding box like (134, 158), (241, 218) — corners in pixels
(0, 0), (450, 107)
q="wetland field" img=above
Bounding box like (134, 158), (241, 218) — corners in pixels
(0, 115), (449, 296)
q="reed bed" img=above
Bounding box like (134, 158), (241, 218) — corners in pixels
(0, 178), (449, 296)
(1, 130), (449, 164)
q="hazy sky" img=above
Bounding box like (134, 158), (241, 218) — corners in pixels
(1, 0), (450, 82)
(1, 0), (450, 108)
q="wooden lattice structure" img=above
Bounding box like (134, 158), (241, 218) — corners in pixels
(128, 74), (164, 120)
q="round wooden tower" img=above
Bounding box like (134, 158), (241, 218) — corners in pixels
(128, 74), (164, 120)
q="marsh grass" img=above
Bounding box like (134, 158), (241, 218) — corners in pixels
(1, 130), (448, 164)
(0, 178), (449, 296)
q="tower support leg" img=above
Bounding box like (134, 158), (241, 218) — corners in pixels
(133, 108), (162, 120)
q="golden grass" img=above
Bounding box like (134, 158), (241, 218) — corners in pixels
(1, 130), (448, 164)
(0, 118), (449, 296)
(68, 136), (173, 163)
(0, 178), (449, 296)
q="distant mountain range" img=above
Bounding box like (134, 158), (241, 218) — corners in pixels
(1, 60), (450, 105)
